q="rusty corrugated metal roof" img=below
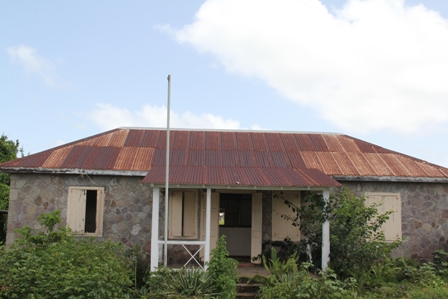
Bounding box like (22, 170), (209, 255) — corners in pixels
(1, 128), (447, 187)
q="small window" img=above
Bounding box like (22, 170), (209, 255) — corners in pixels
(365, 192), (401, 242)
(169, 191), (198, 239)
(67, 187), (105, 236)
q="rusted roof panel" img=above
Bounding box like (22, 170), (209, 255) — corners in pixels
(132, 148), (154, 171)
(322, 135), (345, 152)
(2, 128), (447, 186)
(169, 149), (187, 166)
(379, 154), (412, 177)
(221, 132), (237, 150)
(295, 134), (315, 151)
(394, 155), (429, 177)
(331, 152), (360, 176)
(309, 135), (329, 152)
(114, 147), (137, 170)
(338, 136), (362, 153)
(346, 153), (377, 176)
(221, 150), (238, 167)
(316, 152), (343, 175)
(363, 153), (394, 176)
(189, 131), (205, 150)
(151, 148), (166, 165)
(254, 151), (272, 168)
(42, 146), (74, 168)
(206, 131), (221, 150)
(236, 132), (253, 151)
(281, 134), (300, 152)
(187, 149), (204, 166)
(237, 151), (255, 167)
(251, 133), (269, 151)
(172, 131), (189, 150)
(205, 150), (222, 167)
(301, 152), (324, 171)
(286, 151), (307, 169)
(265, 133), (284, 151)
(141, 130), (160, 148)
(124, 130), (144, 147)
(270, 151), (290, 168)
(108, 129), (128, 147)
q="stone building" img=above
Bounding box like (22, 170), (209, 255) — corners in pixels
(1, 128), (447, 269)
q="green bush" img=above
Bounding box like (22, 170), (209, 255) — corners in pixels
(206, 235), (238, 299)
(0, 210), (132, 299)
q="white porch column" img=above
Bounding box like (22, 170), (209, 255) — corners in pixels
(322, 190), (330, 271)
(204, 188), (211, 269)
(150, 187), (160, 271)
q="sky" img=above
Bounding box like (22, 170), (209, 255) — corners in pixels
(1, 0), (448, 168)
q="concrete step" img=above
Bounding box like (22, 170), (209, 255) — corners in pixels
(236, 281), (261, 299)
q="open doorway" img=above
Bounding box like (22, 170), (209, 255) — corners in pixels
(219, 193), (252, 260)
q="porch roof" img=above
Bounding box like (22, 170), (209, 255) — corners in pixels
(142, 165), (341, 188)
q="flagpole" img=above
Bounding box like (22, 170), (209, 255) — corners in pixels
(164, 75), (171, 266)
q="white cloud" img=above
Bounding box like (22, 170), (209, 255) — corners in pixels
(169, 0), (448, 134)
(7, 45), (63, 86)
(88, 103), (252, 131)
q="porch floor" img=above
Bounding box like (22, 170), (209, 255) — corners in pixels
(237, 262), (270, 278)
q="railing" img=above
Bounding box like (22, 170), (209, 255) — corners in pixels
(158, 240), (206, 269)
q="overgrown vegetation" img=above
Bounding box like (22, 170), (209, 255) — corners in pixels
(144, 235), (238, 298)
(275, 188), (401, 279)
(0, 134), (20, 243)
(0, 210), (133, 298)
(3, 191), (448, 298)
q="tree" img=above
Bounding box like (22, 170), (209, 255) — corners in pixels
(281, 188), (400, 279)
(0, 134), (20, 243)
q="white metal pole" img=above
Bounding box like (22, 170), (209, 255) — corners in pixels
(322, 190), (330, 271)
(164, 75), (171, 266)
(151, 187), (160, 271)
(204, 188), (211, 269)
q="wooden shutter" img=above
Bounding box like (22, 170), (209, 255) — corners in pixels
(251, 193), (263, 264)
(272, 192), (300, 241)
(169, 191), (183, 237)
(67, 188), (86, 234)
(183, 191), (198, 237)
(95, 188), (105, 236)
(366, 192), (401, 242)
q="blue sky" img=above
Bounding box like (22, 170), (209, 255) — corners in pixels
(1, 0), (448, 167)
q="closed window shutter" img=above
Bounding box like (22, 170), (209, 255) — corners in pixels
(67, 188), (86, 234)
(169, 191), (183, 237)
(183, 191), (197, 237)
(272, 192), (300, 241)
(366, 192), (401, 242)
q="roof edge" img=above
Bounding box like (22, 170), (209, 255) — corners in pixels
(333, 175), (448, 183)
(0, 167), (147, 177)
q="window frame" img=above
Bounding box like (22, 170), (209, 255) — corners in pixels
(168, 190), (199, 239)
(365, 192), (402, 242)
(67, 186), (105, 237)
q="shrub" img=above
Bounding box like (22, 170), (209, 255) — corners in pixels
(0, 210), (132, 298)
(280, 188), (401, 279)
(206, 235), (238, 299)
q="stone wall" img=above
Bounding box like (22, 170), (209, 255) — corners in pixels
(343, 181), (448, 261)
(7, 173), (154, 259)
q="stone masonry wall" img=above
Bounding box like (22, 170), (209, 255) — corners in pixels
(344, 181), (448, 261)
(6, 173), (154, 259)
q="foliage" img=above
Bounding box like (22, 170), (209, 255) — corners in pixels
(0, 210), (133, 299)
(169, 268), (215, 297)
(0, 134), (20, 243)
(329, 188), (401, 280)
(206, 235), (238, 299)
(280, 188), (400, 279)
(255, 248), (358, 299)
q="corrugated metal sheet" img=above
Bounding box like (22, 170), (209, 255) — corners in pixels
(1, 128), (447, 188)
